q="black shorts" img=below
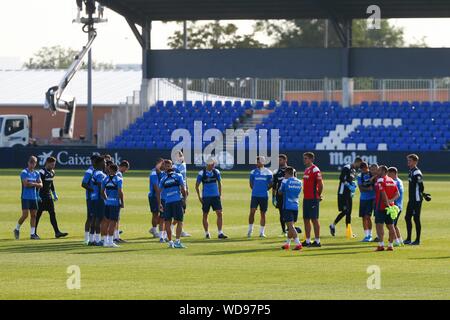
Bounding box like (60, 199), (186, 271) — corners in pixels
(149, 196), (159, 214)
(93, 199), (105, 219)
(202, 196), (222, 213)
(250, 196), (268, 212)
(375, 210), (394, 225)
(359, 199), (374, 217)
(406, 201), (422, 218)
(21, 199), (38, 210)
(163, 200), (184, 222)
(282, 209), (298, 223)
(303, 199), (320, 219)
(338, 193), (352, 212)
(38, 198), (55, 212)
(275, 194), (283, 210)
(105, 205), (120, 221)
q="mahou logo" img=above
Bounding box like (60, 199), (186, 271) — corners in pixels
(329, 152), (378, 166)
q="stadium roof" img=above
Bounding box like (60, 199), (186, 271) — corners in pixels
(98, 0), (450, 23)
(0, 70), (141, 106)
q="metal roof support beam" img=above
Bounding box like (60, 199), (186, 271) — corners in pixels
(126, 18), (144, 48)
(140, 20), (153, 111)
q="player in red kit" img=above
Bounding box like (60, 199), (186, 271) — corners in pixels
(374, 165), (400, 252)
(302, 152), (324, 247)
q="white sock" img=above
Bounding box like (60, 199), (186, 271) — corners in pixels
(248, 224), (253, 233)
(364, 230), (369, 237)
(315, 238), (320, 244)
(205, 231), (210, 236)
(175, 238), (180, 243)
(15, 223), (21, 231)
(218, 230), (223, 235)
(294, 237), (300, 244)
(395, 238), (401, 244)
(109, 236), (114, 245)
(84, 232), (89, 242)
(95, 234), (101, 242)
(171, 225), (174, 233)
(260, 226), (265, 235)
(102, 235), (106, 242)
(89, 233), (94, 242)
(306, 238), (311, 244)
(104, 236), (110, 245)
(285, 239), (291, 245)
(388, 242), (393, 248)
(114, 230), (119, 239)
(379, 241), (384, 247)
(331, 223), (335, 228)
(30, 227), (36, 235)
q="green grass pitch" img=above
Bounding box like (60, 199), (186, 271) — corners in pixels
(0, 169), (449, 300)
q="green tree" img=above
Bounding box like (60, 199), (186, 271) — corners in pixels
(168, 21), (266, 49)
(24, 45), (114, 70)
(254, 19), (410, 48)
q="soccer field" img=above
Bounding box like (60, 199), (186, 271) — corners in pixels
(0, 169), (449, 300)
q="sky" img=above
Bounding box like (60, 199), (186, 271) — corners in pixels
(1, 0), (450, 69)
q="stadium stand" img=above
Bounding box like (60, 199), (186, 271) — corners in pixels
(107, 100), (450, 151)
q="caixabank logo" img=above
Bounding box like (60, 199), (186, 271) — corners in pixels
(37, 150), (122, 167)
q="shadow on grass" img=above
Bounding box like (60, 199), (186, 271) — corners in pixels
(409, 256), (450, 260)
(0, 241), (87, 253)
(191, 247), (278, 256)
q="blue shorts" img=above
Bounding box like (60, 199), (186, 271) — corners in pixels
(21, 199), (38, 210)
(163, 200), (184, 222)
(93, 199), (105, 219)
(303, 199), (319, 220)
(375, 210), (394, 225)
(105, 205), (120, 221)
(250, 196), (268, 212)
(359, 199), (374, 217)
(148, 196), (159, 214)
(86, 199), (95, 218)
(282, 209), (298, 223)
(202, 196), (222, 213)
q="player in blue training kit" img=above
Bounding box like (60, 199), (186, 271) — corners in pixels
(14, 156), (43, 240)
(248, 156), (273, 238)
(388, 167), (404, 246)
(88, 156), (107, 246)
(101, 164), (124, 248)
(195, 158), (228, 239)
(172, 151), (191, 237)
(81, 155), (100, 244)
(157, 167), (187, 248)
(113, 160), (129, 243)
(357, 162), (376, 242)
(148, 158), (164, 238)
(278, 167), (303, 251)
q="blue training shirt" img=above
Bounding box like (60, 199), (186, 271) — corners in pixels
(357, 172), (375, 200)
(82, 166), (94, 200)
(101, 174), (123, 207)
(280, 177), (302, 211)
(159, 171), (168, 200)
(148, 168), (161, 198)
(20, 168), (41, 200)
(196, 169), (221, 198)
(394, 177), (404, 210)
(90, 170), (106, 201)
(159, 172), (185, 204)
(173, 162), (187, 187)
(249, 167), (273, 198)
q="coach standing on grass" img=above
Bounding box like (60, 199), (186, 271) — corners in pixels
(405, 154), (427, 245)
(35, 156), (68, 239)
(14, 156), (43, 240)
(302, 152), (323, 247)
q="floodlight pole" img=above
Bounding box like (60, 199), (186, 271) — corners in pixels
(87, 18), (94, 143)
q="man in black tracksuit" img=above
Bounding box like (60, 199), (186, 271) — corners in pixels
(405, 154), (425, 245)
(272, 154), (297, 235)
(35, 157), (68, 238)
(329, 157), (362, 236)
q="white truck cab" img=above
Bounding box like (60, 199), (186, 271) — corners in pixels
(0, 115), (29, 147)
